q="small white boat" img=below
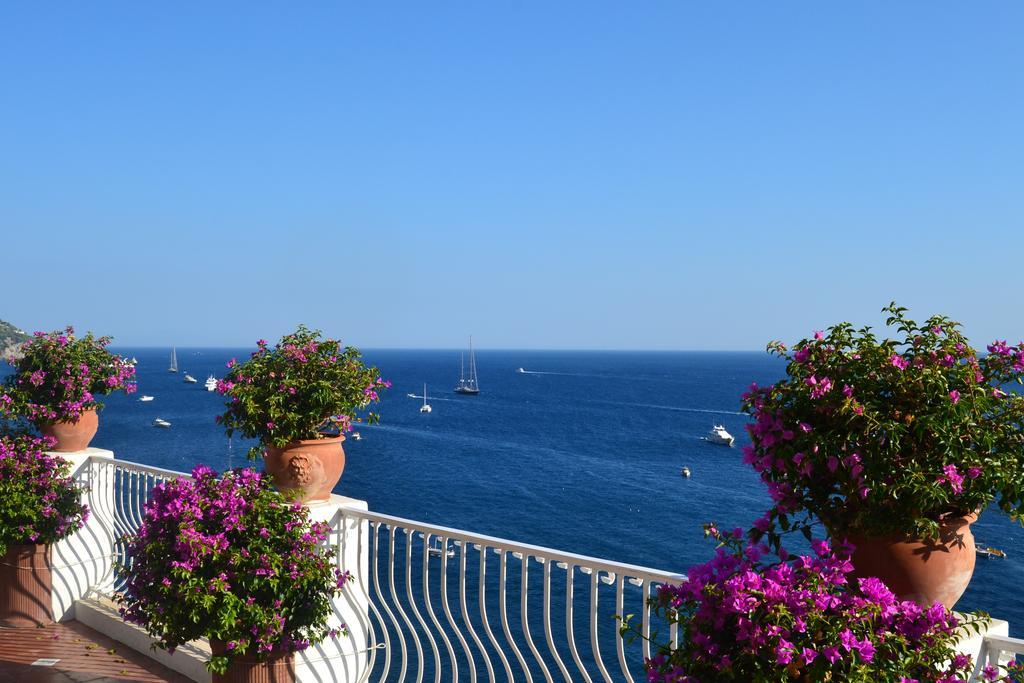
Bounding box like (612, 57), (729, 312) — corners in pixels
(152, 418), (171, 428)
(183, 374), (198, 384)
(705, 425), (735, 447)
(420, 384), (432, 413)
(977, 547), (1007, 559)
(516, 367), (526, 374)
(428, 539), (455, 559)
(681, 467), (691, 478)
(138, 395), (154, 402)
(204, 375), (218, 391)
(351, 432), (362, 441)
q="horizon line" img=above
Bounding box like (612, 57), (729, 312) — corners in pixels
(107, 345), (770, 354)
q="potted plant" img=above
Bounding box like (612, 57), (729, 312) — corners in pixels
(1, 327), (136, 451)
(622, 525), (990, 682)
(216, 325), (389, 501)
(740, 303), (1024, 608)
(0, 432), (89, 626)
(118, 465), (351, 682)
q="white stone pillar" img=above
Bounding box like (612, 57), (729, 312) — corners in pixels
(953, 614), (1011, 671)
(48, 448), (116, 622)
(297, 495), (372, 683)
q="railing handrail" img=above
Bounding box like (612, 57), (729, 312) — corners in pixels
(87, 455), (192, 481)
(980, 634), (1024, 650)
(971, 633), (1024, 681)
(339, 504), (687, 585)
(96, 456), (686, 584)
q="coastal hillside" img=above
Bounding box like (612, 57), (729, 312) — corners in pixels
(0, 318), (30, 361)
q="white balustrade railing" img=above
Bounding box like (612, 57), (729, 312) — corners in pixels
(332, 506), (685, 683)
(63, 454), (1019, 683)
(65, 454), (685, 682)
(971, 634), (1024, 681)
(87, 456), (190, 596)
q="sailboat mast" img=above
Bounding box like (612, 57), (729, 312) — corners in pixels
(469, 335), (478, 388)
(454, 337), (481, 394)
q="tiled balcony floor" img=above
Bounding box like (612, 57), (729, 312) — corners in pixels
(0, 621), (191, 683)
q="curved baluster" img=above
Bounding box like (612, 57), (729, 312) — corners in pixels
(520, 555), (553, 683)
(370, 522), (403, 680)
(119, 470), (145, 589)
(405, 531), (440, 683)
(497, 550), (532, 681)
(589, 569), (614, 683)
(478, 547), (514, 681)
(614, 574), (634, 683)
(640, 580), (652, 663)
(564, 564), (593, 682)
(387, 526), (416, 683)
(459, 544), (494, 682)
(542, 559), (573, 682)
(89, 460), (119, 590)
(420, 534), (454, 682)
(438, 536), (477, 682)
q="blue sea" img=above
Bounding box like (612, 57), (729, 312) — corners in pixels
(20, 349), (1024, 634)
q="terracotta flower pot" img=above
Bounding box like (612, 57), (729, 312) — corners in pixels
(846, 512), (977, 610)
(263, 435), (346, 502)
(37, 408), (99, 452)
(0, 544), (53, 627)
(209, 639), (295, 683)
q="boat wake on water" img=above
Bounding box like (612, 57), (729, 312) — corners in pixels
(407, 394), (457, 402)
(593, 399), (746, 417)
(516, 369), (607, 378)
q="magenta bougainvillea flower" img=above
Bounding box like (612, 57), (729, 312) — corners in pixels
(0, 433), (89, 553)
(117, 465), (350, 675)
(623, 526), (986, 682)
(740, 303), (1024, 543)
(1, 327), (136, 423)
(216, 326), (389, 460)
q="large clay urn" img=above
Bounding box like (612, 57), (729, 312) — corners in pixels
(209, 639), (296, 683)
(846, 512), (977, 610)
(263, 435), (345, 503)
(37, 408), (99, 452)
(0, 544), (53, 627)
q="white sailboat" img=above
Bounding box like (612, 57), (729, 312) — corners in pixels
(168, 347), (178, 373)
(420, 384), (432, 413)
(152, 418), (171, 428)
(454, 336), (480, 395)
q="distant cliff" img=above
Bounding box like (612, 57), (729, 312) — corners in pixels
(0, 318), (30, 362)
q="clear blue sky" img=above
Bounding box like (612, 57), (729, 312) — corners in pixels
(2, 3), (1021, 350)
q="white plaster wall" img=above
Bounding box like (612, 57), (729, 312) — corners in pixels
(297, 495), (371, 683)
(49, 448), (116, 622)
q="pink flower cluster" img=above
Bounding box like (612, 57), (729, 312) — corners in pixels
(215, 325), (388, 461)
(0, 434), (89, 552)
(1, 327), (136, 423)
(740, 305), (1024, 542)
(118, 465), (350, 674)
(638, 529), (979, 682)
